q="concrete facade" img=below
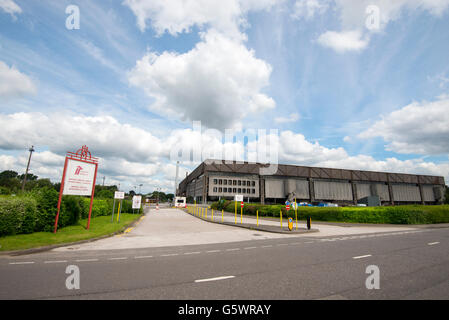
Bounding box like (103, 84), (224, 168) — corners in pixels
(178, 160), (446, 205)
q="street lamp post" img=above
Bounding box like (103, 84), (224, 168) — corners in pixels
(21, 146), (35, 192)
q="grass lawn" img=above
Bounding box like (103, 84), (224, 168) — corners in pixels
(0, 213), (142, 252)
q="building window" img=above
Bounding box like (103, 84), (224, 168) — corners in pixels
(242, 189), (246, 193)
(224, 180), (227, 185)
(238, 188), (242, 193)
(213, 179), (218, 184)
(219, 188), (222, 192)
(247, 188), (250, 194)
(238, 180), (241, 186)
(213, 187), (217, 192)
(252, 189), (255, 194)
(223, 188), (227, 193)
(233, 188), (237, 193)
(252, 181), (255, 187)
(233, 180), (237, 185)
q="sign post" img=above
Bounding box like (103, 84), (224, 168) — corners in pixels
(114, 191), (125, 222)
(54, 146), (98, 233)
(234, 195), (243, 225)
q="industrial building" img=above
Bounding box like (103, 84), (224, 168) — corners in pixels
(177, 160), (446, 206)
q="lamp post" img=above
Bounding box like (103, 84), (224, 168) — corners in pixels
(21, 146), (35, 192)
(139, 184), (143, 195)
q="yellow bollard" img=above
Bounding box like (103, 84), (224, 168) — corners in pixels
(241, 204), (243, 225)
(257, 210), (259, 226)
(212, 209), (214, 221)
(116, 201), (121, 222)
(295, 199), (298, 230)
(222, 209), (224, 222)
(234, 201), (237, 224)
(280, 210), (282, 229)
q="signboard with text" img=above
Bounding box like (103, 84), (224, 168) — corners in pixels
(114, 191), (125, 200)
(235, 195), (243, 202)
(132, 195), (142, 209)
(62, 159), (97, 196)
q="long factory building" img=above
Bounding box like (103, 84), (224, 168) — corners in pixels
(178, 160), (446, 206)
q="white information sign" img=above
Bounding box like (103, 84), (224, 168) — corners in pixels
(62, 159), (96, 196)
(114, 191), (125, 200)
(132, 196), (142, 209)
(234, 195), (244, 202)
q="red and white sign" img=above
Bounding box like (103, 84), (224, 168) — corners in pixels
(241, 202), (244, 208)
(54, 146), (98, 233)
(63, 159), (97, 196)
(132, 196), (142, 209)
(286, 204), (290, 211)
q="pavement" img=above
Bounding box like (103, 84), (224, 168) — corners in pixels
(0, 207), (447, 300)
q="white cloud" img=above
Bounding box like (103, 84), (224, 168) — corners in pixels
(77, 41), (122, 74)
(317, 30), (369, 53)
(0, 0), (21, 16)
(123, 0), (277, 39)
(274, 113), (300, 124)
(0, 61), (37, 99)
(291, 0), (329, 20)
(315, 0), (449, 52)
(359, 96), (449, 155)
(128, 30), (275, 130)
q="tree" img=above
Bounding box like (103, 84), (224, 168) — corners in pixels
(0, 170), (18, 180)
(445, 186), (449, 204)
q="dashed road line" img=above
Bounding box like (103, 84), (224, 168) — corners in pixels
(135, 255), (153, 259)
(107, 257), (128, 261)
(9, 262), (35, 265)
(44, 260), (68, 264)
(161, 253), (179, 257)
(206, 250), (221, 253)
(195, 276), (235, 283)
(226, 248), (240, 251)
(75, 259), (99, 263)
(184, 252), (201, 255)
(428, 242), (440, 246)
(352, 254), (372, 260)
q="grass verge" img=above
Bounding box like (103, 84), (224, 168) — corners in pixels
(0, 213), (142, 252)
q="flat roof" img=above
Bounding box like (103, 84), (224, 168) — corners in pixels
(179, 160), (445, 189)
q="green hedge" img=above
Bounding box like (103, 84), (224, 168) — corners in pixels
(0, 189), (142, 236)
(0, 196), (37, 236)
(211, 201), (449, 224)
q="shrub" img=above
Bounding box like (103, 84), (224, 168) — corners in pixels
(0, 196), (37, 236)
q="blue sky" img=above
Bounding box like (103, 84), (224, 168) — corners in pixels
(1, 0), (448, 193)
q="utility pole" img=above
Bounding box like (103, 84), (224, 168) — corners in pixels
(139, 184), (143, 195)
(174, 161), (179, 196)
(21, 146), (35, 192)
(102, 176), (105, 186)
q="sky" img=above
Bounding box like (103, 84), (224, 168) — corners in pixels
(0, 0), (449, 194)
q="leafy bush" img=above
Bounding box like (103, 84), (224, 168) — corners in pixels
(0, 196), (37, 236)
(211, 201), (449, 225)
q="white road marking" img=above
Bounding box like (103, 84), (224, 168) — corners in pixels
(261, 245), (272, 248)
(244, 247), (257, 250)
(44, 260), (68, 264)
(108, 257), (128, 261)
(76, 259), (99, 262)
(226, 248), (240, 251)
(161, 254), (179, 257)
(353, 254), (372, 260)
(184, 252), (201, 255)
(135, 255), (153, 259)
(428, 242), (440, 246)
(195, 276), (235, 283)
(206, 250), (221, 253)
(9, 262), (35, 265)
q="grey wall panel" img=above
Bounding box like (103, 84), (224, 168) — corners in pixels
(356, 183), (371, 200)
(422, 185), (435, 202)
(392, 184), (421, 202)
(295, 180), (310, 199)
(265, 179), (285, 198)
(314, 181), (353, 201)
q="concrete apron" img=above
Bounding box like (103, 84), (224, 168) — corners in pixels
(53, 208), (418, 252)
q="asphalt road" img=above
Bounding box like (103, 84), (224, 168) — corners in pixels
(0, 226), (448, 300)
